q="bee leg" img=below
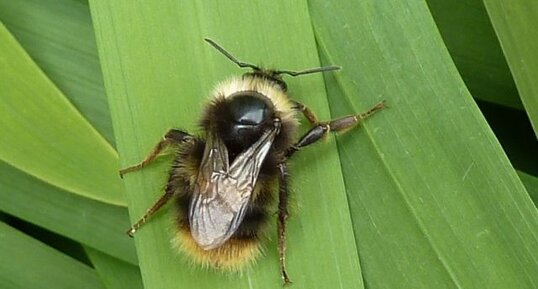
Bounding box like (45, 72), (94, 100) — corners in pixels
(126, 186), (175, 237)
(287, 100), (385, 158)
(292, 101), (319, 125)
(119, 129), (193, 178)
(277, 162), (292, 285)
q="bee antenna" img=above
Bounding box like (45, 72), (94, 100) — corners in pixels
(274, 65), (341, 77)
(204, 38), (260, 71)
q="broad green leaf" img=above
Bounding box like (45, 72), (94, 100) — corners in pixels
(90, 0), (362, 288)
(0, 0), (114, 145)
(0, 160), (137, 265)
(0, 21), (125, 206)
(426, 0), (522, 109)
(0, 221), (105, 289)
(310, 1), (538, 288)
(483, 0), (538, 136)
(86, 247), (144, 289)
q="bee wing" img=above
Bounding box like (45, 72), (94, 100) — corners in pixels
(189, 126), (279, 250)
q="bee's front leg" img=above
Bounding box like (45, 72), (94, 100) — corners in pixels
(119, 129), (193, 178)
(287, 101), (386, 158)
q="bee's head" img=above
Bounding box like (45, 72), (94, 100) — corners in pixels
(205, 38), (340, 93)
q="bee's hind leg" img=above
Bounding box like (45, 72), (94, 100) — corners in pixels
(277, 162), (292, 285)
(119, 129), (193, 178)
(126, 187), (175, 237)
(287, 101), (385, 158)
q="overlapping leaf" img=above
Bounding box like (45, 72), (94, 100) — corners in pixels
(482, 0), (538, 136)
(0, 222), (105, 289)
(0, 21), (125, 206)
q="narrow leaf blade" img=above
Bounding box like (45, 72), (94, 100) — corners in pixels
(0, 0), (114, 145)
(0, 221), (105, 289)
(0, 160), (137, 265)
(0, 21), (125, 206)
(483, 0), (538, 136)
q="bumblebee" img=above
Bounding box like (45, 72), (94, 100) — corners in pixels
(120, 38), (385, 285)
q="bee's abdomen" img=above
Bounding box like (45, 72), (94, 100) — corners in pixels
(173, 225), (261, 271)
(172, 183), (274, 271)
(169, 139), (275, 271)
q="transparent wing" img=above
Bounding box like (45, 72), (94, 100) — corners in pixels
(189, 126), (279, 250)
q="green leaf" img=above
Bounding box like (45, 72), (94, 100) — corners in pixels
(0, 0), (114, 145)
(0, 21), (125, 206)
(86, 247), (144, 289)
(89, 0), (362, 288)
(426, 0), (522, 109)
(0, 221), (105, 289)
(310, 1), (538, 288)
(0, 160), (137, 265)
(483, 0), (538, 136)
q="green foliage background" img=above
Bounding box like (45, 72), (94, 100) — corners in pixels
(0, 0), (537, 288)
